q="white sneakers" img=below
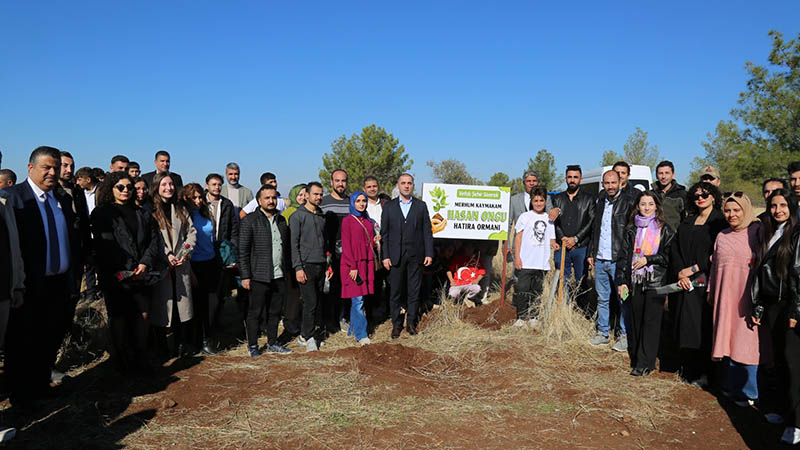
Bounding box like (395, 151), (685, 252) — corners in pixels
(305, 337), (319, 352)
(513, 319), (526, 328)
(357, 337), (371, 346)
(782, 426), (800, 445)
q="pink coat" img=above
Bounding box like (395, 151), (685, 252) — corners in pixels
(340, 215), (376, 299)
(709, 224), (770, 366)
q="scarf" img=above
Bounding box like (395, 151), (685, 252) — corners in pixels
(632, 214), (661, 284)
(724, 193), (756, 232)
(349, 191), (372, 221)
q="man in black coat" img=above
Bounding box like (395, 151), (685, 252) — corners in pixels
(380, 173), (434, 338)
(551, 165), (596, 289)
(141, 150), (183, 190)
(239, 185), (292, 357)
(4, 146), (88, 403)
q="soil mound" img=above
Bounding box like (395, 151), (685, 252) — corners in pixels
(462, 300), (517, 330)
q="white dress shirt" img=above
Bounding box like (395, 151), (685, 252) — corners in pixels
(84, 185), (97, 215)
(28, 178), (70, 274)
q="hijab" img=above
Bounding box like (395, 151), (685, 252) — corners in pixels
(724, 192), (756, 232)
(287, 183), (306, 209)
(349, 191), (370, 220)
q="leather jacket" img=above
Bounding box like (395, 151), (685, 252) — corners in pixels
(752, 228), (800, 321)
(587, 190), (635, 261)
(552, 189), (596, 249)
(615, 221), (675, 290)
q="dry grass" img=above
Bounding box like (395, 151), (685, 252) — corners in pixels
(14, 257), (700, 448)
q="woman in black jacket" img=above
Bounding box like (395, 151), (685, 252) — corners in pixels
(671, 182), (726, 386)
(752, 189), (800, 444)
(91, 172), (162, 372)
(616, 190), (675, 376)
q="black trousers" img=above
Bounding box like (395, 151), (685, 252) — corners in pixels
(628, 286), (665, 371)
(191, 259), (220, 344)
(513, 269), (546, 319)
(246, 278), (286, 347)
(299, 263), (326, 341)
(324, 256), (347, 330)
(6, 273), (71, 400)
(105, 285), (150, 367)
(366, 268), (390, 324)
(281, 282), (303, 340)
(389, 254), (422, 329)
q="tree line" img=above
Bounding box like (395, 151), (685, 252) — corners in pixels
(319, 30), (799, 201)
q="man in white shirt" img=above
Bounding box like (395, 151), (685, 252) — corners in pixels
(240, 172), (286, 219)
(75, 167), (97, 215)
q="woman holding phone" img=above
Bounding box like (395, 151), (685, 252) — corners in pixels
(616, 190), (674, 376)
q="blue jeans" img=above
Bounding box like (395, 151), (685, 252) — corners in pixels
(348, 296), (368, 341)
(553, 246), (587, 285)
(724, 359), (759, 401)
(595, 259), (628, 337)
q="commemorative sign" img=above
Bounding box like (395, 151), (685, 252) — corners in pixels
(422, 183), (511, 240)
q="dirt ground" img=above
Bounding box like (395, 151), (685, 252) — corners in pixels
(0, 298), (780, 449)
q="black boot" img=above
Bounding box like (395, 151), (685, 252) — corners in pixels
(201, 339), (218, 355)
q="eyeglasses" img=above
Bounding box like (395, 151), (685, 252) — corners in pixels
(115, 184), (133, 192)
(723, 191), (744, 198)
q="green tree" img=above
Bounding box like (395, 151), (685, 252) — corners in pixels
(692, 30), (800, 204)
(320, 124), (412, 193)
(622, 127), (660, 168)
(426, 159), (479, 185)
(525, 149), (559, 191)
(487, 171), (510, 187)
(600, 149), (622, 166)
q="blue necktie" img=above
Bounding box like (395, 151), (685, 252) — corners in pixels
(43, 193), (61, 274)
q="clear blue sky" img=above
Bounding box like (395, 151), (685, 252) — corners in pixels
(1, 1), (798, 191)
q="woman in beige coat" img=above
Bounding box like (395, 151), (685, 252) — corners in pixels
(148, 173), (196, 356)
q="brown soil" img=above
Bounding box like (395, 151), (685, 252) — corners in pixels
(461, 299), (518, 329)
(0, 299), (769, 449)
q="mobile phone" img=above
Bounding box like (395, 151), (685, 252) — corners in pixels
(355, 274), (363, 285)
(620, 286), (629, 301)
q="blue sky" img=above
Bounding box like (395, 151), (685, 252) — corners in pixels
(1, 1), (798, 191)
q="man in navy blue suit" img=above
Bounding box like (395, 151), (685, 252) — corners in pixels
(4, 146), (87, 403)
(380, 173), (434, 339)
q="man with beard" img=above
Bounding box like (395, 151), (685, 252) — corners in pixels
(59, 153), (92, 309)
(651, 160), (686, 230)
(551, 165), (595, 298)
(788, 162), (800, 206)
(320, 169), (350, 332)
(239, 172), (286, 218)
(612, 161), (639, 199)
(587, 170), (635, 350)
(221, 162), (254, 214)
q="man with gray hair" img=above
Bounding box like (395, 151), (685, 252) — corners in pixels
(221, 162), (254, 213)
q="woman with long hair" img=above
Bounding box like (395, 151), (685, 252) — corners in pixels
(182, 183), (220, 355)
(149, 173), (196, 357)
(91, 171), (162, 372)
(752, 189), (800, 444)
(340, 191), (378, 345)
(615, 191), (675, 376)
(709, 192), (764, 407)
(671, 182), (727, 386)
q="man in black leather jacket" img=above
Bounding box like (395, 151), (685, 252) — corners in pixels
(586, 170), (635, 350)
(551, 165), (596, 294)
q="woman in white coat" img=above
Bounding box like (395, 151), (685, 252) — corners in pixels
(147, 173), (196, 357)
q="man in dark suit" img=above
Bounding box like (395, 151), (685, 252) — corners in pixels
(380, 173), (434, 338)
(4, 146), (88, 403)
(142, 150), (183, 189)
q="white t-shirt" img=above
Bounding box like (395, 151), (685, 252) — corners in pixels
(515, 211), (555, 270)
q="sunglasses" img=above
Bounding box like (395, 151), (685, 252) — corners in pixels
(115, 184), (133, 192)
(694, 192), (711, 200)
(723, 191), (744, 198)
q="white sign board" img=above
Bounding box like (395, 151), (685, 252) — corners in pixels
(422, 183), (511, 240)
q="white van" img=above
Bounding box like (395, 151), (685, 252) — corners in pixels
(578, 165), (652, 193)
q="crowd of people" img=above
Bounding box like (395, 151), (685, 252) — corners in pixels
(2, 147), (800, 445)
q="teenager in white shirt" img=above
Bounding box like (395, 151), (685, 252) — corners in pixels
(513, 187), (558, 327)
